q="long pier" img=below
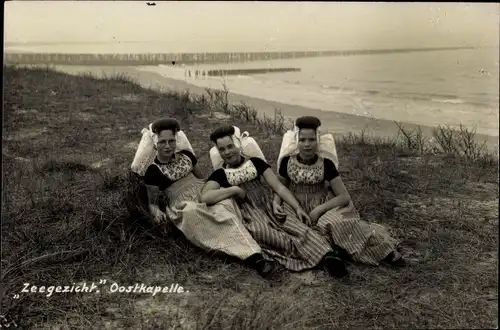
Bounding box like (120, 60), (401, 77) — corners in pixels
(3, 46), (475, 66)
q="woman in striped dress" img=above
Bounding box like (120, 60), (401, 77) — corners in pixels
(201, 125), (349, 277)
(144, 118), (279, 278)
(274, 116), (406, 267)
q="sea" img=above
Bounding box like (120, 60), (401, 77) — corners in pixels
(139, 47), (499, 138)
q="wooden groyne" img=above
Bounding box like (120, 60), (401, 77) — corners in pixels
(3, 46), (475, 66)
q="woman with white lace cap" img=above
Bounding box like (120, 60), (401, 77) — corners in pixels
(274, 116), (406, 267)
(143, 118), (280, 279)
(201, 125), (349, 278)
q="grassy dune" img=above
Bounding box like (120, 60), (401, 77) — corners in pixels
(2, 65), (498, 329)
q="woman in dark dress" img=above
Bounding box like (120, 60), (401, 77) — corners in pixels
(274, 116), (406, 267)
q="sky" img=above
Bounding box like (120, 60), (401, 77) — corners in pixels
(4, 2), (499, 53)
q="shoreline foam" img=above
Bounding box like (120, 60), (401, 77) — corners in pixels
(48, 64), (499, 150)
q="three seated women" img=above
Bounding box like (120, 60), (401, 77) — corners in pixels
(140, 116), (405, 281)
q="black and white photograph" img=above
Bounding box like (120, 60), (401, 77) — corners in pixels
(2, 2), (499, 329)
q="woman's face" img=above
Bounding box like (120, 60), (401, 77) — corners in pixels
(156, 130), (176, 159)
(216, 136), (241, 166)
(298, 128), (318, 159)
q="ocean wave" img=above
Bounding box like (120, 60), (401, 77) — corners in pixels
(366, 90), (494, 108)
(233, 75), (254, 80)
(316, 84), (490, 107)
(302, 82), (495, 108)
(403, 93), (494, 107)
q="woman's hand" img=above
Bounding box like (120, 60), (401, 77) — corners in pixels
(233, 187), (254, 208)
(149, 205), (167, 224)
(308, 206), (324, 225)
(232, 187), (247, 203)
(272, 200), (286, 220)
(296, 207), (312, 225)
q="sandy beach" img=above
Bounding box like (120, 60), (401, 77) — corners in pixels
(49, 64), (499, 150)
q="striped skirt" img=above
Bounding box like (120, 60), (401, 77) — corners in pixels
(238, 180), (331, 271)
(283, 183), (397, 266)
(163, 173), (262, 260)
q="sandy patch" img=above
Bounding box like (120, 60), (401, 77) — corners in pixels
(211, 112), (232, 120)
(76, 112), (98, 121)
(290, 270), (321, 285)
(3, 152), (32, 165)
(125, 141), (139, 150)
(466, 182), (499, 194)
(196, 111), (233, 124)
(14, 156), (31, 163)
(95, 272), (195, 329)
(416, 287), (444, 304)
(113, 94), (143, 102)
(395, 156), (447, 167)
(91, 158), (114, 169)
(13, 108), (39, 115)
(476, 251), (498, 270)
(134, 295), (195, 330)
(4, 126), (50, 141)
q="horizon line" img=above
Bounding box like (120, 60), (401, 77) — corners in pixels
(3, 45), (486, 55)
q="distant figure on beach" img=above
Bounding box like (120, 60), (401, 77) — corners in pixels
(143, 118), (280, 279)
(275, 116), (406, 267)
(201, 125), (349, 278)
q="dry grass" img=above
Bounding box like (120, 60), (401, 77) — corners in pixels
(2, 65), (498, 329)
